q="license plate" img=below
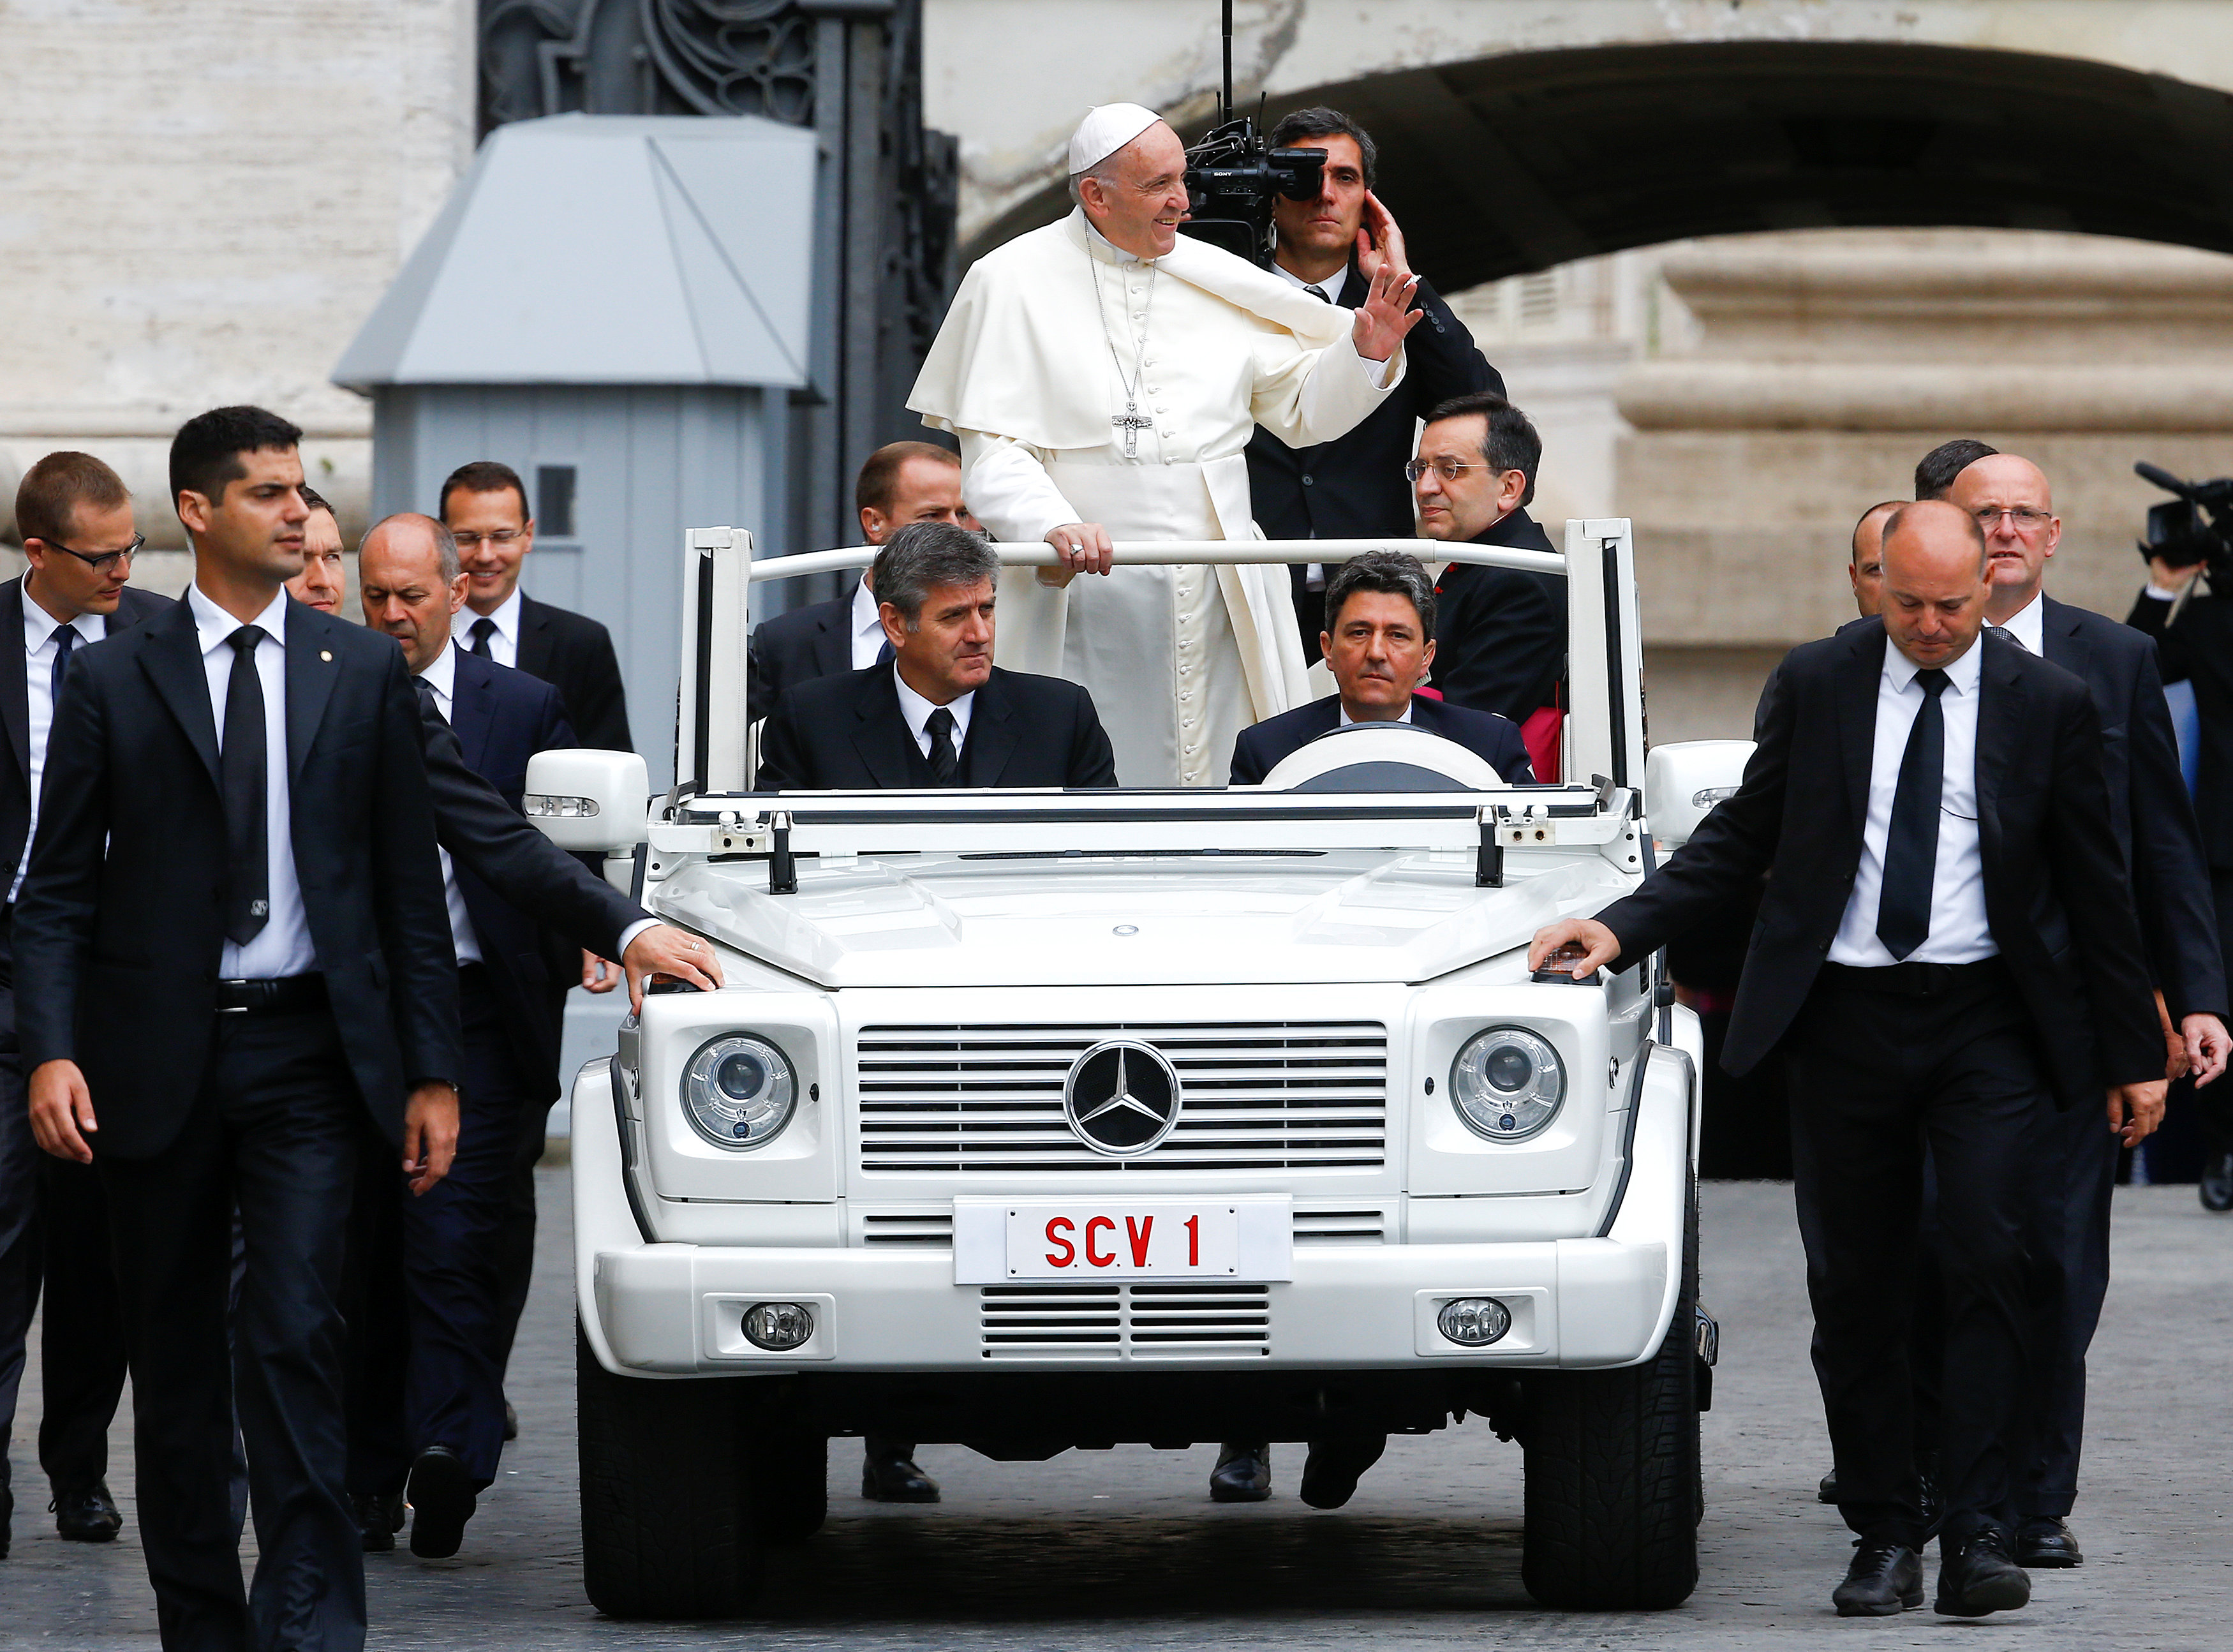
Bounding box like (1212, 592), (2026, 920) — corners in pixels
(954, 1198), (1291, 1284)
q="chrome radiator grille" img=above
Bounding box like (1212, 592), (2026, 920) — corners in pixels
(857, 1022), (1387, 1174)
(979, 1283), (1271, 1359)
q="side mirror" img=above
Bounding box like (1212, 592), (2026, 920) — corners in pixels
(1643, 740), (1754, 851)
(524, 748), (649, 854)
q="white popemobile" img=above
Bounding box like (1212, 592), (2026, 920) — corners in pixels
(526, 524), (1751, 1619)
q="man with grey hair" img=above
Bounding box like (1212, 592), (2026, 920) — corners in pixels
(754, 521), (1117, 791)
(1229, 550), (1534, 789)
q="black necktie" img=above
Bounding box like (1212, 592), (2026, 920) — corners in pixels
(1306, 283), (1331, 303)
(412, 674), (444, 721)
(1876, 667), (1950, 961)
(221, 626), (270, 946)
(923, 706), (960, 785)
(50, 624), (77, 708)
(469, 616), (496, 659)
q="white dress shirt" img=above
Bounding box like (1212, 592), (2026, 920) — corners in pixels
(1829, 635), (1996, 967)
(1270, 257), (1340, 307)
(413, 641), (484, 966)
(1998, 591), (2045, 655)
(464, 585), (523, 669)
(849, 577), (887, 670)
(13, 581), (107, 902)
(187, 584), (318, 979)
(892, 666), (973, 765)
(1338, 700), (1414, 728)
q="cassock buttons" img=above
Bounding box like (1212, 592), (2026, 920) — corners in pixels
(320, 650), (332, 662)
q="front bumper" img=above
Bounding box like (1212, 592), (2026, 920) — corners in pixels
(573, 1036), (1698, 1380)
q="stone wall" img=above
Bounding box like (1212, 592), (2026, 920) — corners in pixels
(0, 1), (475, 547)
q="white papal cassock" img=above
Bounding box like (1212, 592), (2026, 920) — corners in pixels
(907, 207), (1402, 786)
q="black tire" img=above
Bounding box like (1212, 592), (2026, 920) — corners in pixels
(577, 1322), (763, 1619)
(1519, 1187), (1702, 1610)
(752, 1424), (828, 1545)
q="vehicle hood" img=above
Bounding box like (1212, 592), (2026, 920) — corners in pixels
(652, 851), (1632, 988)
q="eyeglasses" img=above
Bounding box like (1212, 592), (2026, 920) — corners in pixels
(1973, 507), (2053, 530)
(36, 533), (144, 573)
(1405, 459), (1480, 482)
(451, 529), (525, 549)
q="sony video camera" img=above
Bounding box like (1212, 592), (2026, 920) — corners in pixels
(2136, 461), (2233, 588)
(1180, 115), (1324, 269)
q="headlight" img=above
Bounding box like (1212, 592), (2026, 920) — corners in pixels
(680, 1033), (797, 1149)
(1450, 1026), (1565, 1142)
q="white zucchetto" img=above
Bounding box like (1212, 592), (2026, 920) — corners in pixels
(1067, 103), (1163, 175)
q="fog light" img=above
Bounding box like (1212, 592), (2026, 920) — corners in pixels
(741, 1301), (814, 1351)
(1437, 1297), (1511, 1347)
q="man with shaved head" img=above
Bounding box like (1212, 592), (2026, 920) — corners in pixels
(1940, 451), (2227, 1569)
(1531, 499), (2164, 1618)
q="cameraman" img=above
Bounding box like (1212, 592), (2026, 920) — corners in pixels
(1243, 107), (1501, 662)
(2130, 543), (2233, 1203)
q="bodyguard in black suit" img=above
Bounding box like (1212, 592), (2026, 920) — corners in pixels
(1943, 454), (2228, 1569)
(1532, 503), (2164, 1620)
(351, 514), (587, 1557)
(747, 442), (968, 722)
(18, 408), (460, 1651)
(0, 453), (167, 1556)
(439, 460), (633, 752)
(1228, 551), (1533, 788)
(1240, 108), (1500, 662)
(755, 524), (1116, 794)
(1411, 396), (1568, 752)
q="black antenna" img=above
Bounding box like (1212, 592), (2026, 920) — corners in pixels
(1221, 0), (1234, 126)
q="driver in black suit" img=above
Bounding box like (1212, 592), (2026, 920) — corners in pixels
(1229, 551), (1533, 787)
(755, 523), (1116, 794)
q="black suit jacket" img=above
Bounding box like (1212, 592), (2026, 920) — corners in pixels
(15, 597), (460, 1155)
(1430, 508), (1569, 724)
(1245, 269), (1501, 661)
(413, 694), (646, 962)
(2128, 587), (2233, 874)
(1228, 693), (1535, 787)
(753, 665), (1118, 791)
(444, 650), (581, 1097)
(1597, 622), (2162, 1110)
(2038, 596), (2224, 1020)
(745, 592), (854, 723)
(0, 578), (173, 881)
(516, 592), (632, 754)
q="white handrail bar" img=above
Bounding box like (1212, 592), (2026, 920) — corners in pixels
(745, 538), (1565, 583)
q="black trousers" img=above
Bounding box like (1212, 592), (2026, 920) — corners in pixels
(38, 1154), (129, 1491)
(1784, 960), (2038, 1551)
(0, 1013), (34, 1525)
(2199, 869), (2233, 1154)
(101, 1006), (365, 1652)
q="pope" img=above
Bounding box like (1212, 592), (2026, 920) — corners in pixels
(909, 103), (1423, 787)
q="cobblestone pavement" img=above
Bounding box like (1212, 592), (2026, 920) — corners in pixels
(8, 1179), (2231, 1648)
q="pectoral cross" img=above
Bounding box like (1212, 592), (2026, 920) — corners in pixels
(1113, 404), (1153, 458)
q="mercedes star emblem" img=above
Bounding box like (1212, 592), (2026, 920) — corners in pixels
(1062, 1039), (1182, 1157)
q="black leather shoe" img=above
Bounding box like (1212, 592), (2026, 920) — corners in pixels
(406, 1447), (477, 1559)
(2017, 1517), (2084, 1568)
(1299, 1435), (1386, 1510)
(1818, 1469), (1839, 1503)
(51, 1482), (122, 1543)
(502, 1401), (519, 1442)
(860, 1446), (940, 1503)
(1833, 1539), (1924, 1616)
(1209, 1442), (1271, 1503)
(353, 1491), (404, 1553)
(2203, 1152), (2233, 1212)
(1934, 1527), (2031, 1617)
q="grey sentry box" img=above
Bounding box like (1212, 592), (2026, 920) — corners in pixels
(334, 112), (815, 791)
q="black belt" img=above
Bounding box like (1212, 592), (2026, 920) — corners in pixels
(1818, 956), (2007, 998)
(215, 974), (327, 1016)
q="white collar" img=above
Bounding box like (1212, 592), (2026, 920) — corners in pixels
(891, 663), (975, 742)
(1998, 591), (2047, 656)
(1078, 207), (1154, 269)
(20, 575), (104, 651)
(418, 637), (459, 703)
(188, 581), (289, 655)
(471, 584), (524, 646)
(1270, 258), (1342, 301)
(1883, 631), (1984, 696)
(1339, 697), (1414, 727)
(850, 576), (883, 640)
